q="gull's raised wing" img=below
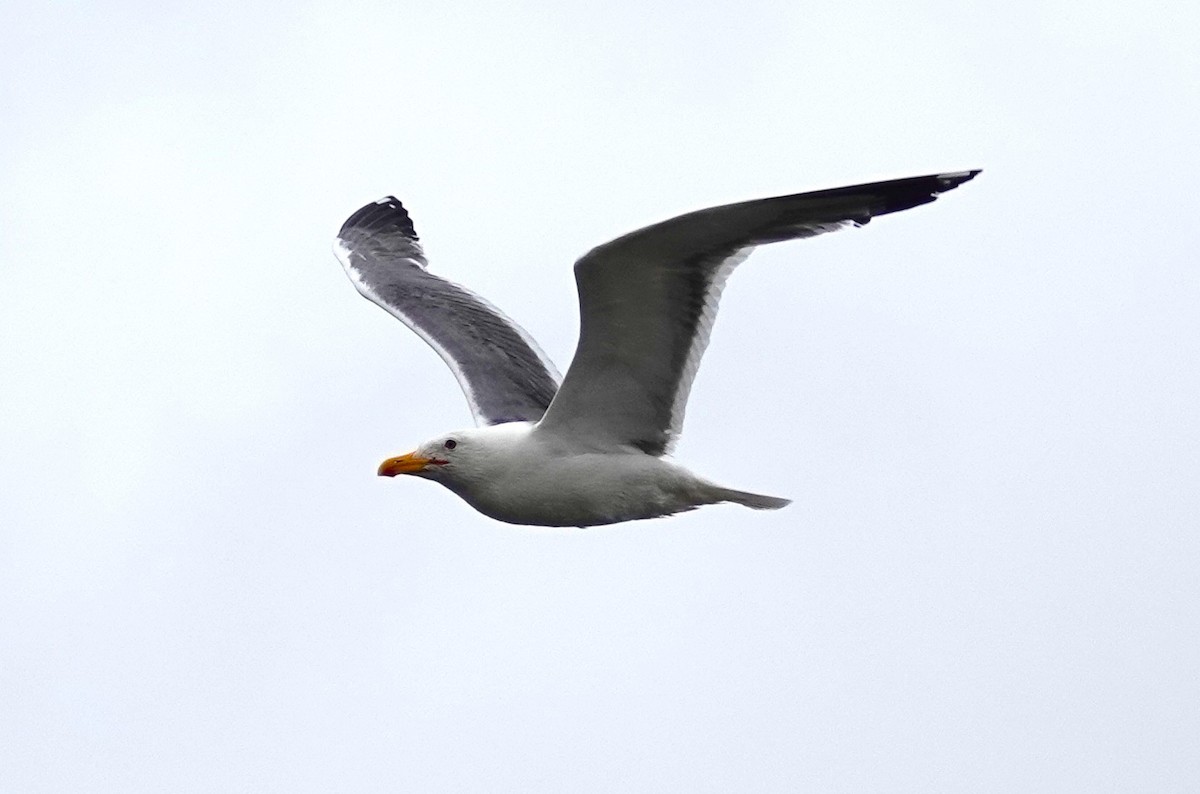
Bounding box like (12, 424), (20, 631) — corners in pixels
(335, 197), (561, 425)
(535, 171), (980, 454)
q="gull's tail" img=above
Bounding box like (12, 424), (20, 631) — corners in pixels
(712, 487), (792, 511)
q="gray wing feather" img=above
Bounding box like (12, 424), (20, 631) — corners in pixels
(536, 170), (980, 454)
(335, 197), (561, 426)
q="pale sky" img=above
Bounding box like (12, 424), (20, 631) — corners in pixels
(3, 0), (1198, 790)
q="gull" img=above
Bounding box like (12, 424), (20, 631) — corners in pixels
(334, 170), (979, 527)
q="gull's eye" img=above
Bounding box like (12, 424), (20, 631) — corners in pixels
(443, 439), (457, 450)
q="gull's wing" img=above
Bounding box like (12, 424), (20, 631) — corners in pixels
(535, 170), (981, 454)
(335, 197), (561, 425)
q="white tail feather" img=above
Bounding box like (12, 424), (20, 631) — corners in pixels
(712, 487), (792, 511)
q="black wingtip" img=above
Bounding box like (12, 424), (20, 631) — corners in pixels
(935, 169), (982, 190)
(338, 196), (419, 241)
(869, 169), (982, 216)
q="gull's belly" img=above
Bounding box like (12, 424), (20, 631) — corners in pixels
(470, 453), (707, 528)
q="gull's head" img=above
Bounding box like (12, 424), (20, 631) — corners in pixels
(377, 430), (472, 481)
(376, 423), (533, 484)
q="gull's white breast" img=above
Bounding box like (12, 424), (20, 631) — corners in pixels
(448, 428), (714, 527)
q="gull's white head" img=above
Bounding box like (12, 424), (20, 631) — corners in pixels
(376, 422), (534, 485)
(377, 428), (476, 481)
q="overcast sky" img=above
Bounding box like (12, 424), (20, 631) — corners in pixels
(3, 0), (1198, 791)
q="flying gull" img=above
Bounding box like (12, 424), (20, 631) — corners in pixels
(334, 170), (980, 527)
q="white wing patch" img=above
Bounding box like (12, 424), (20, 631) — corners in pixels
(663, 219), (858, 449)
(663, 246), (753, 451)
